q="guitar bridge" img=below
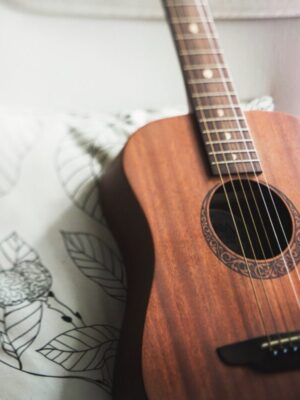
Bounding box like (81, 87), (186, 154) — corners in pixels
(217, 332), (300, 373)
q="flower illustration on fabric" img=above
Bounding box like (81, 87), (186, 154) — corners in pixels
(0, 232), (119, 394)
(0, 260), (52, 307)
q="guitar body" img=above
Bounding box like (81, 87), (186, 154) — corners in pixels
(100, 111), (300, 400)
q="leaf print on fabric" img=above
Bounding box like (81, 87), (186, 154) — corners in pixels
(38, 325), (119, 388)
(0, 301), (43, 369)
(62, 232), (126, 302)
(0, 232), (39, 270)
(56, 118), (128, 222)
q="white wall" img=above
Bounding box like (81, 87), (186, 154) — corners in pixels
(0, 1), (299, 115)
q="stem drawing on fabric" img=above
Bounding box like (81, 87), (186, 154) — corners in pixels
(0, 232), (119, 394)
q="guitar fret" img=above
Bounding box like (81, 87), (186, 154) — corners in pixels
(195, 104), (240, 111)
(201, 117), (246, 123)
(209, 149), (257, 156)
(211, 159), (260, 166)
(202, 128), (248, 134)
(184, 64), (226, 71)
(180, 49), (223, 56)
(188, 78), (231, 84)
(192, 92), (236, 98)
(206, 139), (253, 145)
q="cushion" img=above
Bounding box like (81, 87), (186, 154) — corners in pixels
(0, 97), (273, 399)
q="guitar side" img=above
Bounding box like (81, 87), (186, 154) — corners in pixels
(100, 111), (300, 400)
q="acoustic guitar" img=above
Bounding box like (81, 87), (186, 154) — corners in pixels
(100, 1), (300, 399)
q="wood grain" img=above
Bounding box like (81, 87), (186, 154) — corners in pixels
(100, 111), (300, 400)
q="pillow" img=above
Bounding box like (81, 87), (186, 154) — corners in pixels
(0, 97), (273, 400)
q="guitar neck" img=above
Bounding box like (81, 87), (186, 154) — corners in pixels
(162, 0), (262, 176)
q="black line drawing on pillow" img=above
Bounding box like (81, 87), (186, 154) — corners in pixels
(62, 231), (127, 303)
(0, 232), (119, 394)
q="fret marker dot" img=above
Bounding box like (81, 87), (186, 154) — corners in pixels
(188, 23), (199, 34)
(203, 69), (214, 79)
(225, 132), (232, 140)
(232, 154), (238, 160)
(217, 109), (225, 117)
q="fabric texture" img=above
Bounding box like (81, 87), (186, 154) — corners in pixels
(0, 97), (273, 399)
(7, 0), (300, 19)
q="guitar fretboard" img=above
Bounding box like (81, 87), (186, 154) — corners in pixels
(163, 0), (262, 176)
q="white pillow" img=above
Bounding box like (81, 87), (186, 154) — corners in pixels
(0, 97), (273, 400)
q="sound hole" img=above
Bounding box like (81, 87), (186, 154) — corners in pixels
(209, 180), (293, 260)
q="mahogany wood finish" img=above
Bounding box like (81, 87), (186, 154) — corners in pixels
(100, 111), (300, 399)
(100, 0), (300, 397)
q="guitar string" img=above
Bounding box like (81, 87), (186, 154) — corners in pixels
(173, 0), (281, 340)
(200, 0), (300, 332)
(168, 0), (300, 344)
(198, 4), (297, 346)
(188, 1), (282, 342)
(199, 1), (298, 344)
(194, 2), (287, 334)
(171, 0), (300, 347)
(200, 0), (299, 336)
(168, 3), (270, 342)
